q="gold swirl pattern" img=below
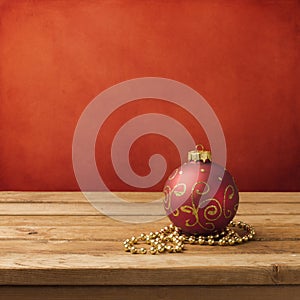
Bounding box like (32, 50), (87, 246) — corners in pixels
(191, 181), (210, 208)
(173, 208), (179, 217)
(180, 201), (216, 231)
(180, 205), (194, 214)
(163, 185), (172, 210)
(203, 198), (222, 222)
(223, 185), (235, 219)
(192, 181), (210, 196)
(234, 203), (239, 212)
(168, 168), (178, 180)
(167, 183), (187, 215)
(180, 204), (200, 228)
(165, 179), (237, 232)
(172, 183), (186, 197)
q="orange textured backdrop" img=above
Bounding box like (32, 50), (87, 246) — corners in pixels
(0, 0), (299, 191)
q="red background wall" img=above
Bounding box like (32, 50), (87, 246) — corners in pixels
(0, 0), (299, 191)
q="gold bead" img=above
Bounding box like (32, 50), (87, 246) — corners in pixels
(173, 232), (180, 238)
(123, 239), (130, 245)
(157, 245), (165, 253)
(228, 239), (235, 245)
(174, 226), (181, 233)
(237, 238), (243, 244)
(218, 239), (225, 246)
(159, 234), (165, 240)
(207, 235), (214, 240)
(130, 236), (137, 244)
(150, 246), (157, 255)
(178, 244), (184, 251)
(124, 244), (131, 252)
(165, 245), (173, 252)
(198, 238), (205, 245)
(243, 236), (249, 242)
(140, 233), (146, 241)
(178, 236), (185, 242)
(228, 229), (235, 236)
(172, 238), (179, 244)
(188, 236), (196, 244)
(172, 237), (178, 243)
(130, 247), (137, 254)
(208, 239), (214, 246)
(174, 245), (182, 252)
(139, 247), (147, 254)
(248, 234), (254, 240)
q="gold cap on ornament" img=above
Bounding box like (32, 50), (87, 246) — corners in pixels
(188, 145), (211, 163)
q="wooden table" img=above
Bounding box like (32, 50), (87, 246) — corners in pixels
(0, 192), (299, 300)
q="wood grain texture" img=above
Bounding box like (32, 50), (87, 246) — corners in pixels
(0, 214), (298, 226)
(0, 286), (299, 300)
(0, 253), (299, 285)
(0, 192), (299, 203)
(0, 201), (298, 215)
(0, 192), (299, 289)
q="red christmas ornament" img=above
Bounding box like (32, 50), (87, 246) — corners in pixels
(163, 146), (239, 235)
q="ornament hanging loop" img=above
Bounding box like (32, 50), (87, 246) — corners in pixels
(195, 144), (204, 151)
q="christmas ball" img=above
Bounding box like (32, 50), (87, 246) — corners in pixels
(163, 146), (239, 235)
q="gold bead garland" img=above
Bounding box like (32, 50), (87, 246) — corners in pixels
(123, 220), (255, 254)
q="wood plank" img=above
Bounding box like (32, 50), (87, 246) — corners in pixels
(0, 240), (298, 255)
(0, 285), (299, 300)
(0, 214), (298, 227)
(0, 202), (298, 216)
(0, 253), (299, 285)
(0, 224), (299, 241)
(0, 192), (299, 203)
(0, 192), (299, 288)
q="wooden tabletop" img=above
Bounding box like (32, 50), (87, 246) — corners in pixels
(0, 192), (299, 300)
